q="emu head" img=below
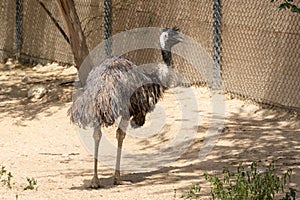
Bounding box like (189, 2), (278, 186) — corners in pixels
(160, 27), (183, 50)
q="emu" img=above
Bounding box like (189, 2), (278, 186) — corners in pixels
(69, 27), (183, 188)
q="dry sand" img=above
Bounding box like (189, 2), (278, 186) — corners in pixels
(0, 63), (299, 199)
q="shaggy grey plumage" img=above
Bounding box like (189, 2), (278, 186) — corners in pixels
(69, 27), (182, 188)
(70, 56), (165, 128)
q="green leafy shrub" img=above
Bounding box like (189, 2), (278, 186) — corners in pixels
(181, 162), (296, 200)
(205, 162), (296, 200)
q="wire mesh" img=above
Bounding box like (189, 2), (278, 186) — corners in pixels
(111, 0), (213, 85)
(0, 0), (299, 109)
(221, 1), (300, 109)
(0, 1), (16, 61)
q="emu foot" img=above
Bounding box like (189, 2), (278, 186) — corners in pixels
(113, 177), (132, 185)
(90, 176), (103, 189)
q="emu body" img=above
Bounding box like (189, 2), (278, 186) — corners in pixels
(69, 27), (182, 188)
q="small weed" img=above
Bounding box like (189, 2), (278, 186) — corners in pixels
(24, 177), (38, 190)
(181, 183), (201, 199)
(0, 165), (13, 189)
(1, 165), (38, 192)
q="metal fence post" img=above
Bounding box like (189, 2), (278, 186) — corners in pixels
(16, 0), (23, 59)
(212, 0), (223, 90)
(104, 0), (112, 56)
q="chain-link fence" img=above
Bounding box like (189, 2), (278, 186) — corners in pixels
(0, 0), (299, 109)
(0, 1), (16, 59)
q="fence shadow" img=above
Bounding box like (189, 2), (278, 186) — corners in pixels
(0, 63), (76, 122)
(59, 106), (299, 191)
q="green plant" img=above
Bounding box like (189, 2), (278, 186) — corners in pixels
(280, 188), (297, 200)
(1, 165), (39, 192)
(0, 165), (13, 189)
(271, 0), (300, 13)
(204, 162), (296, 200)
(181, 183), (201, 199)
(24, 177), (38, 190)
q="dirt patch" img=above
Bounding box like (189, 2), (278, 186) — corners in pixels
(0, 62), (299, 199)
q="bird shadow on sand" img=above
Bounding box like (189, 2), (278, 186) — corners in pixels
(67, 107), (299, 191)
(69, 166), (177, 190)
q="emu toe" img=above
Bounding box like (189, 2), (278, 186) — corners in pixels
(90, 176), (103, 189)
(113, 178), (132, 185)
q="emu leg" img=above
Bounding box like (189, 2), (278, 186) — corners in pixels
(91, 126), (102, 188)
(114, 118), (129, 185)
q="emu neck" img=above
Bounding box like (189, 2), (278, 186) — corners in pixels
(161, 49), (172, 67)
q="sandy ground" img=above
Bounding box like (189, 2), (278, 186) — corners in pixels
(0, 62), (299, 200)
